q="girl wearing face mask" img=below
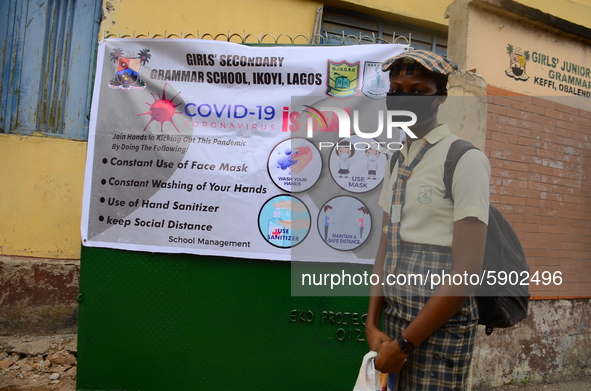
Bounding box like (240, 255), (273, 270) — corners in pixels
(365, 50), (491, 391)
(366, 147), (381, 180)
(336, 141), (355, 178)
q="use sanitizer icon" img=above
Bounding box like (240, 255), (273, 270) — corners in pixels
(268, 208), (291, 247)
(258, 195), (310, 249)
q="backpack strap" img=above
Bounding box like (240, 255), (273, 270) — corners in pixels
(443, 139), (479, 202)
(389, 150), (401, 176)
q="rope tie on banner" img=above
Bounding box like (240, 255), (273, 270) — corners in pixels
(101, 31), (413, 47)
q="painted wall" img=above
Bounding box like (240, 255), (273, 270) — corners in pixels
(3, 0), (590, 261)
(0, 135), (86, 259)
(0, 256), (79, 335)
(467, 4), (590, 101)
(322, 0), (590, 34)
(515, 0), (591, 29)
(100, 0), (323, 39)
(0, 0), (589, 386)
(472, 299), (591, 387)
(447, 0), (591, 112)
(97, 0), (591, 40)
(324, 0), (451, 32)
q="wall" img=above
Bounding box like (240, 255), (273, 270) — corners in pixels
(472, 299), (591, 387)
(0, 134), (84, 335)
(485, 86), (591, 299)
(4, 0), (589, 265)
(445, 0), (591, 385)
(0, 256), (79, 335)
(446, 0), (591, 109)
(469, 2), (589, 103)
(473, 85), (591, 384)
(325, 0), (591, 34)
(1, 0), (590, 387)
(445, 0), (591, 300)
(99, 0), (323, 39)
(443, 70), (489, 149)
(515, 0), (591, 29)
(0, 135), (86, 259)
(323, 0), (450, 32)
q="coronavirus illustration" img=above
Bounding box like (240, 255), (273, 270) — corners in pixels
(137, 83), (182, 132)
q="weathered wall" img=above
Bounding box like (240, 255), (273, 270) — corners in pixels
(442, 69), (488, 149)
(99, 0), (323, 39)
(0, 256), (79, 335)
(472, 299), (591, 387)
(325, 0), (591, 34)
(514, 0), (591, 29)
(324, 0), (451, 32)
(446, 0), (591, 111)
(444, 2), (591, 385)
(3, 0), (590, 265)
(485, 86), (591, 299)
(471, 2), (588, 101)
(1, 1), (590, 388)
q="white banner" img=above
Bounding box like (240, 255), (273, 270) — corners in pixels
(81, 39), (407, 263)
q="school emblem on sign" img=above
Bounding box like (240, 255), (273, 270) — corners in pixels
(327, 60), (359, 98)
(505, 44), (529, 81)
(361, 61), (389, 99)
(108, 48), (151, 90)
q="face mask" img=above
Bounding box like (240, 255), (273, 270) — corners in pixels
(339, 152), (350, 158)
(386, 92), (441, 124)
(368, 154), (378, 161)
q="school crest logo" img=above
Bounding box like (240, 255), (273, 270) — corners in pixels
(108, 48), (151, 90)
(505, 44), (529, 81)
(362, 61), (389, 99)
(327, 60), (359, 98)
(418, 185), (432, 204)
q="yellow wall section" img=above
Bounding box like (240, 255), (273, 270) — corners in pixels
(99, 0), (590, 40)
(101, 0), (323, 39)
(0, 135), (86, 259)
(517, 0), (591, 28)
(324, 0), (450, 31)
(327, 0), (591, 31)
(2, 0), (588, 261)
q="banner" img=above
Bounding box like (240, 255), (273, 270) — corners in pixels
(81, 39), (407, 263)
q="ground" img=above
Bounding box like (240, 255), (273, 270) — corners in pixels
(0, 335), (76, 391)
(3, 374), (591, 390)
(1, 334), (589, 390)
(474, 376), (591, 391)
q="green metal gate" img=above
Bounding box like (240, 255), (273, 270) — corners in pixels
(76, 33), (404, 390)
(77, 247), (372, 390)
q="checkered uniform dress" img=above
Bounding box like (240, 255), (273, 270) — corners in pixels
(384, 143), (478, 391)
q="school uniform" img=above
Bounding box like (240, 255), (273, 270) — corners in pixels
(378, 124), (490, 390)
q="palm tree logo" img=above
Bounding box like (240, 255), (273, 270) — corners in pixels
(505, 44), (530, 81)
(108, 48), (151, 90)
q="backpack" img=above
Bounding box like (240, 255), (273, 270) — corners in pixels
(389, 139), (530, 335)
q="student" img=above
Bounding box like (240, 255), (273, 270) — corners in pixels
(323, 204), (333, 240)
(336, 140), (354, 178)
(358, 206), (369, 238)
(366, 147), (381, 180)
(365, 50), (490, 390)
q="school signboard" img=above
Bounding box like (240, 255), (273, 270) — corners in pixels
(82, 39), (407, 263)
